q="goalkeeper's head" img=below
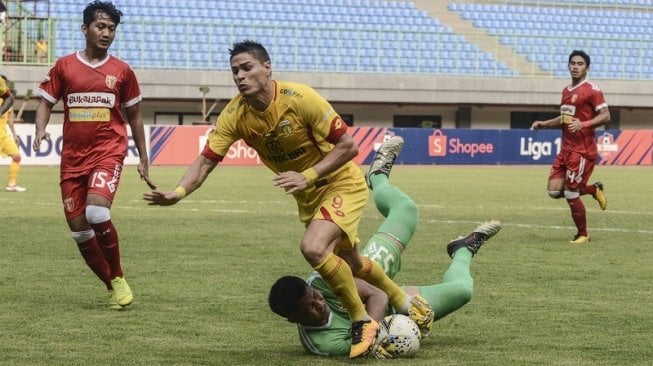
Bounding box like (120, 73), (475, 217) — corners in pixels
(268, 276), (331, 327)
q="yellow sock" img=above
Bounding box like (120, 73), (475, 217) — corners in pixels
(8, 161), (20, 186)
(356, 256), (409, 311)
(314, 253), (368, 321)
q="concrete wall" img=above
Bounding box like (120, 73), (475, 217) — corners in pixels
(4, 65), (651, 128)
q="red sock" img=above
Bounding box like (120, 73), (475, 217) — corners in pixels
(579, 185), (596, 197)
(77, 237), (112, 289)
(566, 197), (588, 236)
(92, 220), (123, 279)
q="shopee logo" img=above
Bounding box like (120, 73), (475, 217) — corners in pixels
(428, 130), (447, 156)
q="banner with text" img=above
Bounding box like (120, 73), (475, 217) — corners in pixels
(3, 125), (650, 166)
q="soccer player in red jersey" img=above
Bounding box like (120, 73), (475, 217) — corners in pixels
(32, 1), (151, 309)
(531, 50), (610, 244)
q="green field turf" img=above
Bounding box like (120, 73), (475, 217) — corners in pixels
(1, 165), (651, 366)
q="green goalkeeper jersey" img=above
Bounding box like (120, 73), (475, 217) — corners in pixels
(297, 272), (353, 356)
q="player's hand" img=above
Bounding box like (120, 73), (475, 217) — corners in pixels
(141, 175), (157, 190)
(567, 117), (583, 133)
(273, 171), (308, 194)
(530, 121), (543, 130)
(32, 130), (51, 151)
(137, 160), (157, 189)
(368, 338), (393, 359)
(143, 190), (182, 206)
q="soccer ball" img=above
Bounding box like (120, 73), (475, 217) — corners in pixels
(377, 314), (421, 357)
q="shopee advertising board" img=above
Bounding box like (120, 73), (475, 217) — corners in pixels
(3, 125), (650, 166)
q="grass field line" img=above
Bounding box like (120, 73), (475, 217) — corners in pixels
(126, 203), (653, 235)
(424, 218), (653, 235)
(420, 203), (648, 215)
(2, 196), (650, 216)
(3, 197), (651, 234)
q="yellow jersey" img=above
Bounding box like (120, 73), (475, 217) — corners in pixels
(0, 78), (11, 138)
(202, 80), (366, 220)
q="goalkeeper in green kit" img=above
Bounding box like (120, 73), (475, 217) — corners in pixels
(268, 135), (501, 358)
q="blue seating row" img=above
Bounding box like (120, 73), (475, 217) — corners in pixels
(46, 1), (652, 78)
(450, 3), (652, 79)
(47, 0), (511, 76)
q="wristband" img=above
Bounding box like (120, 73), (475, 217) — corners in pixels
(174, 186), (187, 199)
(581, 120), (593, 128)
(301, 168), (318, 185)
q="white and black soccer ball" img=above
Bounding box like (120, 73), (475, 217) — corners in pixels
(377, 314), (421, 357)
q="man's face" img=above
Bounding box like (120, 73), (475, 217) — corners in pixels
(568, 55), (589, 80)
(289, 287), (331, 327)
(82, 12), (116, 51)
(230, 52), (271, 98)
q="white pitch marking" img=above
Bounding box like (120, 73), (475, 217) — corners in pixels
(3, 197), (651, 235)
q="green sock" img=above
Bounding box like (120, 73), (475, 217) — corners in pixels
(417, 249), (474, 320)
(370, 174), (418, 246)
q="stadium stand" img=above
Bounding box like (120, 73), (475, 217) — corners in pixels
(449, 2), (653, 79)
(3, 1), (651, 79)
(44, 0), (516, 75)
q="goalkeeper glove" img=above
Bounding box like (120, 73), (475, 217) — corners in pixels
(369, 338), (393, 359)
(408, 294), (434, 337)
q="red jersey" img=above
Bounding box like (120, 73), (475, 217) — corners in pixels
(37, 52), (142, 173)
(559, 80), (607, 159)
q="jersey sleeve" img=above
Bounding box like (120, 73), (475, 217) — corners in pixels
(121, 66), (142, 108)
(37, 60), (63, 103)
(591, 87), (608, 112)
(201, 113), (238, 162)
(297, 85), (348, 144)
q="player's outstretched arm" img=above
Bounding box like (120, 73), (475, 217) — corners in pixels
(33, 98), (53, 151)
(531, 116), (561, 130)
(125, 103), (153, 187)
(143, 155), (217, 206)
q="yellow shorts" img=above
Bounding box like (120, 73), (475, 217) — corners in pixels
(296, 166), (368, 251)
(0, 134), (19, 158)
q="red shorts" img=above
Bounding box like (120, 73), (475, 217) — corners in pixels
(60, 160), (123, 220)
(548, 151), (595, 190)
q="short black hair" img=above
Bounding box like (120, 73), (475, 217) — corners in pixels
(83, 1), (122, 26)
(229, 40), (271, 63)
(268, 276), (308, 318)
(569, 50), (590, 67)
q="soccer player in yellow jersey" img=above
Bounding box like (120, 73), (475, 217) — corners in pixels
(0, 75), (25, 192)
(143, 40), (434, 358)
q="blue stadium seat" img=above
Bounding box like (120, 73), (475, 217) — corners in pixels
(452, 2), (651, 78)
(56, 0), (653, 78)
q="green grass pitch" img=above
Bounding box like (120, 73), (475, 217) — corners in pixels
(1, 165), (651, 366)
